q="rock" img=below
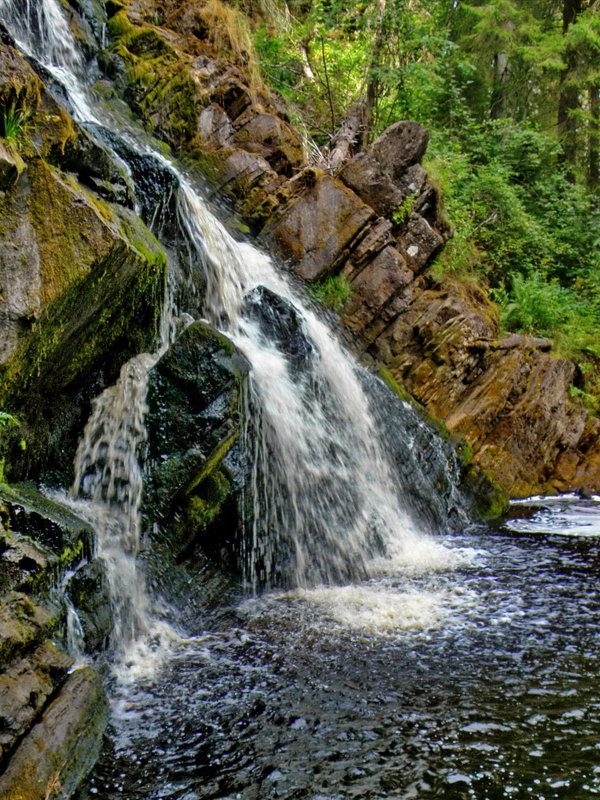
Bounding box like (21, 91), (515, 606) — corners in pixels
(0, 43), (40, 108)
(222, 148), (277, 191)
(344, 246), (413, 332)
(0, 642), (72, 765)
(0, 666), (108, 800)
(0, 592), (58, 665)
(0, 142), (24, 189)
(339, 121), (429, 217)
(0, 189), (167, 483)
(198, 103), (234, 148)
(261, 174), (374, 280)
(398, 213), (445, 272)
(143, 321), (248, 559)
(0, 484), (94, 561)
(233, 112), (304, 176)
(65, 562), (112, 653)
(0, 530), (55, 595)
(341, 217), (395, 279)
(242, 286), (313, 371)
(365, 276), (600, 496)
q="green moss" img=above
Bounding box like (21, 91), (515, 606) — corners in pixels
(464, 464), (510, 521)
(185, 470), (232, 533)
(0, 218), (167, 482)
(107, 10), (134, 40)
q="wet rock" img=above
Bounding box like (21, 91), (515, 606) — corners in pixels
(0, 529), (55, 595)
(0, 666), (108, 800)
(0, 642), (72, 765)
(242, 286), (313, 371)
(0, 189), (167, 483)
(339, 121), (429, 217)
(0, 484), (94, 561)
(0, 592), (58, 665)
(261, 174), (374, 281)
(49, 126), (132, 207)
(144, 322), (248, 560)
(66, 562), (112, 653)
(0, 43), (40, 108)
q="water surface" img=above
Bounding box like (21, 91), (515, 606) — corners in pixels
(84, 496), (600, 800)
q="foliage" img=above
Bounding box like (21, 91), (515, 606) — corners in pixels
(0, 412), (19, 429)
(238, 0), (600, 412)
(391, 194), (417, 226)
(308, 274), (352, 312)
(1, 104), (32, 151)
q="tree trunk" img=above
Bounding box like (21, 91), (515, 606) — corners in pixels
(558, 0), (583, 175)
(491, 51), (510, 119)
(328, 101), (366, 171)
(589, 83), (599, 190)
(358, 0), (387, 150)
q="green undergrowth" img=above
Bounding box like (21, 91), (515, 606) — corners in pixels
(308, 274), (352, 312)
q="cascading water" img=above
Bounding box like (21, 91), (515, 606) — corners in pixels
(0, 0), (452, 612)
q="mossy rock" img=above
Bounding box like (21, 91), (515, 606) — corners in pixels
(0, 208), (167, 485)
(0, 483), (93, 562)
(143, 321), (249, 563)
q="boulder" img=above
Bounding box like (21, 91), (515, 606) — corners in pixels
(233, 112), (304, 176)
(0, 666), (108, 800)
(261, 174), (374, 280)
(339, 121), (429, 217)
(242, 286), (313, 371)
(143, 321), (248, 560)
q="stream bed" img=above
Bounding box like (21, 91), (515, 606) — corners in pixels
(81, 496), (600, 800)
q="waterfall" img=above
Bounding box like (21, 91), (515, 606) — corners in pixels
(0, 0), (453, 652)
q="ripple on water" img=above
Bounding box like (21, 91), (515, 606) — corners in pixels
(83, 498), (600, 800)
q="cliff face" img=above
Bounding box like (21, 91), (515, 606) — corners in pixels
(98, 0), (599, 498)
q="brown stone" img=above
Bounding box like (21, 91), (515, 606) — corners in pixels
(0, 642), (72, 764)
(222, 148), (277, 191)
(340, 121), (429, 217)
(345, 246), (412, 332)
(261, 174), (374, 280)
(0, 666), (108, 800)
(233, 112), (305, 176)
(398, 213), (445, 271)
(361, 275), (600, 496)
(341, 217), (394, 280)
(197, 103), (234, 148)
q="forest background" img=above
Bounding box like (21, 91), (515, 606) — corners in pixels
(207, 0), (600, 412)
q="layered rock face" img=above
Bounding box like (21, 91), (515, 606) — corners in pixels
(102, 0), (599, 497)
(0, 486), (109, 800)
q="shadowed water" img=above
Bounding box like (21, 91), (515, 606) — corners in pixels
(79, 497), (600, 800)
